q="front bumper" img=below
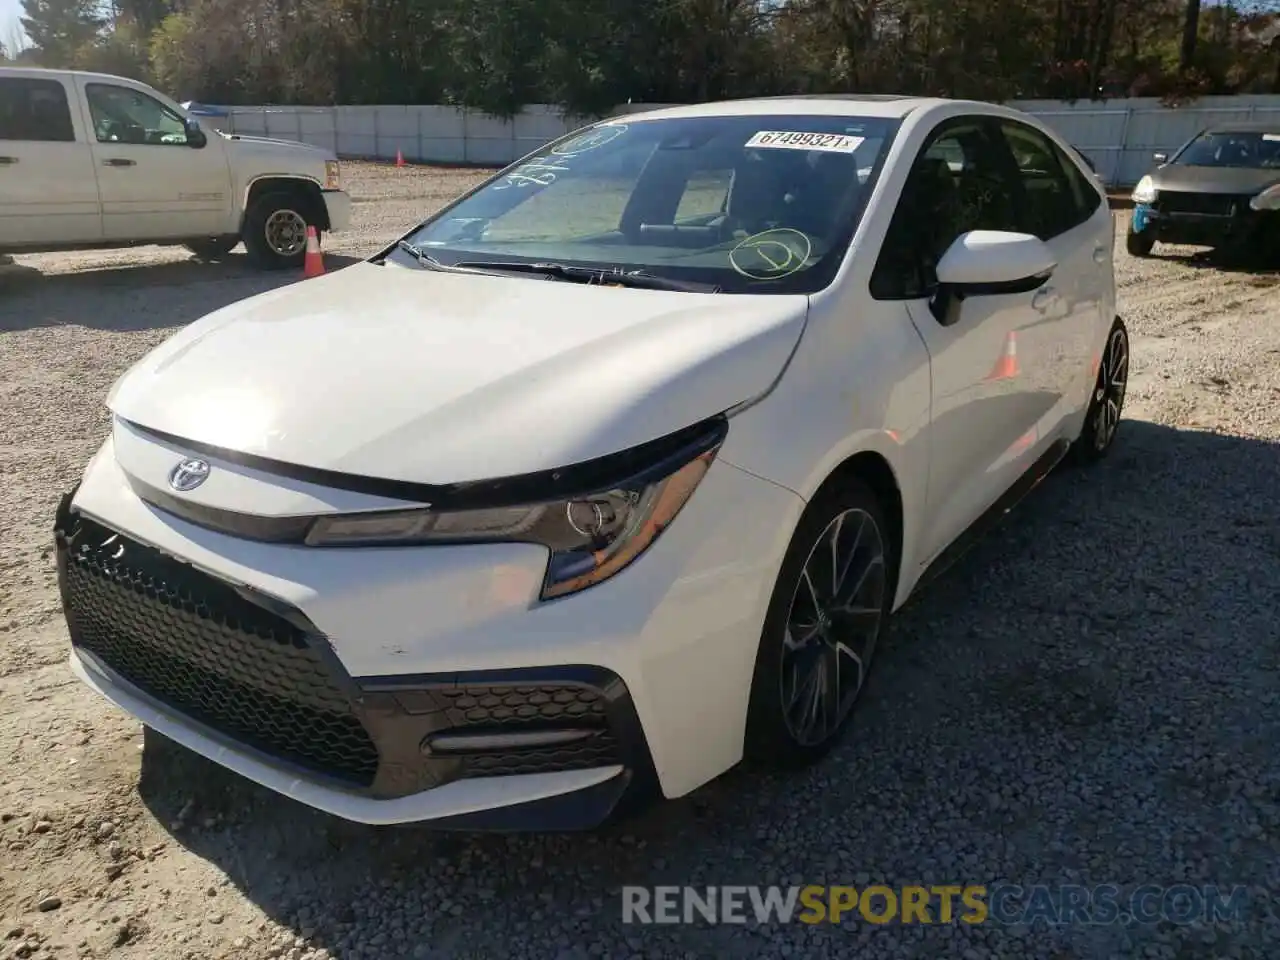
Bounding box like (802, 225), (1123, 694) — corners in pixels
(54, 429), (803, 828)
(1131, 194), (1279, 248)
(322, 189), (352, 233)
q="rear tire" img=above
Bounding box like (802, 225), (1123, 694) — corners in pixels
(744, 480), (894, 769)
(184, 237), (239, 262)
(242, 191), (314, 270)
(1071, 316), (1129, 465)
(1126, 229), (1155, 257)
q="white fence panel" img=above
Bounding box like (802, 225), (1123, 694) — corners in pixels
(209, 97), (1280, 186)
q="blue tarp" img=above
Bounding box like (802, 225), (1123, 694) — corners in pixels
(180, 101), (230, 118)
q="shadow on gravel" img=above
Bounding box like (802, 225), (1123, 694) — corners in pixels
(1157, 248), (1280, 279)
(0, 252), (363, 333)
(134, 418), (1280, 959)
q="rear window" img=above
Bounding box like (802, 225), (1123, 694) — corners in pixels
(0, 77), (75, 143)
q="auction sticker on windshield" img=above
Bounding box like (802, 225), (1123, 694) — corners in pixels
(745, 131), (865, 153)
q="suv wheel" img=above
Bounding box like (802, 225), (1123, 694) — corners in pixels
(1126, 229), (1155, 257)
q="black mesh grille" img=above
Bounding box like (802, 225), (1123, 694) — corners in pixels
(437, 685), (608, 726)
(432, 685), (623, 778)
(1157, 192), (1241, 216)
(463, 737), (622, 777)
(61, 516), (379, 787)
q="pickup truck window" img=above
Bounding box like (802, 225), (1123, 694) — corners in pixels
(85, 83), (190, 147)
(0, 78), (75, 143)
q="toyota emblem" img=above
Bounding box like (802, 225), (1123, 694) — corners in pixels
(168, 457), (210, 492)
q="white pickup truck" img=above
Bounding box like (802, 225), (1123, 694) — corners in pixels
(0, 67), (351, 268)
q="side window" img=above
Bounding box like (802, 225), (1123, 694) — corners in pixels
(1061, 145), (1104, 223)
(85, 84), (189, 146)
(0, 78), (76, 143)
(870, 119), (1021, 300)
(997, 120), (1086, 240)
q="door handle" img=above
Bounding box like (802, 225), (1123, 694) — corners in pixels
(1032, 286), (1056, 311)
(0, 157), (17, 165)
(102, 158), (136, 167)
(1093, 245), (1108, 264)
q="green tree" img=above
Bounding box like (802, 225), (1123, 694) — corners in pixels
(20, 0), (106, 66)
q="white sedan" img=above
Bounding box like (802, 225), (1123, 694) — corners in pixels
(54, 95), (1127, 830)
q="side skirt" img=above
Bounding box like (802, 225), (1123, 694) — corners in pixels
(913, 437), (1071, 595)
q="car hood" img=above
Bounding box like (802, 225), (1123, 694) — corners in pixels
(107, 261), (808, 485)
(220, 132), (334, 161)
(1150, 164), (1280, 195)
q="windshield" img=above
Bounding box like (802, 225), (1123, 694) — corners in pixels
(393, 113), (898, 294)
(1173, 130), (1280, 169)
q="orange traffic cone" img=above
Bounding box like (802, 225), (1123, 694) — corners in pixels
(303, 225), (325, 278)
(395, 148), (406, 168)
(986, 330), (1019, 380)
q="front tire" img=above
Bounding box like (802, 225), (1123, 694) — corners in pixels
(744, 480), (893, 769)
(242, 191), (314, 270)
(1071, 316), (1129, 465)
(1126, 229), (1155, 257)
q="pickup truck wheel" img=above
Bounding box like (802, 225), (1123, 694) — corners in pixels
(243, 192), (314, 270)
(184, 237), (239, 262)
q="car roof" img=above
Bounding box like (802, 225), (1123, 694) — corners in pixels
(615, 95), (959, 122)
(0, 65), (153, 86)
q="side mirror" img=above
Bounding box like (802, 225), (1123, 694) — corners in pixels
(1152, 152), (1168, 164)
(185, 118), (207, 148)
(930, 230), (1055, 326)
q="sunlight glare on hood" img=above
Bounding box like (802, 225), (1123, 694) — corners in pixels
(168, 386), (279, 453)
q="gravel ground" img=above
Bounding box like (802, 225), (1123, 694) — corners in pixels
(2, 163), (1278, 959)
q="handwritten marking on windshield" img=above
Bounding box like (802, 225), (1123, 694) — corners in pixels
(552, 124), (628, 157)
(729, 229), (813, 280)
(495, 123), (629, 191)
(495, 160), (571, 189)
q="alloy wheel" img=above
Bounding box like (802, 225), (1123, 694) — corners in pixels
(1093, 326), (1128, 451)
(779, 507), (887, 747)
(264, 209), (308, 258)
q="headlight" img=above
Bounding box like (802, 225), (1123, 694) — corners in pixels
(324, 160), (341, 190)
(1249, 183), (1280, 211)
(305, 434), (722, 600)
(1131, 175), (1157, 205)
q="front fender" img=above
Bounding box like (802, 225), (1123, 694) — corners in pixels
(715, 295), (933, 610)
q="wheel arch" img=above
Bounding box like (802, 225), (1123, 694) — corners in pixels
(803, 448), (906, 606)
(241, 176), (329, 231)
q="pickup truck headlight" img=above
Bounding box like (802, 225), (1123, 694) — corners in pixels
(324, 160), (341, 190)
(1249, 183), (1280, 211)
(305, 434), (722, 600)
(1131, 175), (1157, 205)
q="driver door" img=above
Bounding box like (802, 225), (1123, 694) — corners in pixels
(75, 78), (232, 241)
(870, 116), (1057, 569)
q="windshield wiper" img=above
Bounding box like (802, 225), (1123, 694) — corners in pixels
(452, 259), (720, 294)
(394, 240), (477, 273)
(394, 244), (718, 293)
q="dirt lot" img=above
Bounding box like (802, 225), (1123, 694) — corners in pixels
(1, 164), (1278, 960)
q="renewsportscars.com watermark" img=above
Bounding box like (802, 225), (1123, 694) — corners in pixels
(621, 884), (1249, 926)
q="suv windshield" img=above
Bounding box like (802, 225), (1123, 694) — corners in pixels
(1173, 130), (1280, 169)
(393, 113), (898, 294)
